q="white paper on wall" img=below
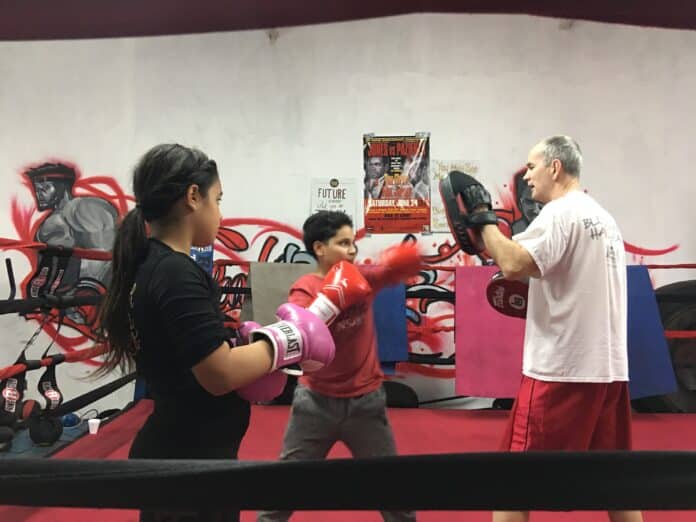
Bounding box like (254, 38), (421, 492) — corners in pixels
(430, 160), (480, 233)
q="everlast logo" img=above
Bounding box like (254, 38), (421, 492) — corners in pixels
(492, 287), (505, 309)
(30, 267), (49, 297)
(2, 378), (20, 413)
(279, 323), (302, 359)
(509, 294), (526, 310)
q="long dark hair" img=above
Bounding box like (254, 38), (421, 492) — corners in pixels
(95, 144), (219, 376)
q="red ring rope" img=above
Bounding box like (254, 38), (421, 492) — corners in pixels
(0, 238), (112, 261)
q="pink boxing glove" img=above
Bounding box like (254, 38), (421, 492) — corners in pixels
(247, 303), (336, 376)
(236, 321), (288, 402)
(237, 320), (261, 345)
(237, 370), (288, 403)
(306, 260), (373, 326)
(373, 241), (424, 287)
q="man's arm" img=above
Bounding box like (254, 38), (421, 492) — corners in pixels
(481, 224), (540, 280)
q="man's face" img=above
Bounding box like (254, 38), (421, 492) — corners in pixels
(33, 179), (61, 210)
(515, 172), (543, 223)
(366, 157), (386, 180)
(523, 145), (555, 204)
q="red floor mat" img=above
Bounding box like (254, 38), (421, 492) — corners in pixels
(2, 402), (695, 521)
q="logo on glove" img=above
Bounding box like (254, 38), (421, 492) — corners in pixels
(509, 293), (526, 310)
(277, 323), (301, 360)
(486, 272), (529, 319)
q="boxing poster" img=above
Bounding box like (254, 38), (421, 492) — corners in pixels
(430, 160), (480, 233)
(363, 133), (431, 234)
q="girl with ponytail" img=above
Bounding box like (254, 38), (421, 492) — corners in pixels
(96, 144), (334, 522)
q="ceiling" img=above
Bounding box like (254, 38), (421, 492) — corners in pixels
(2, 0), (695, 41)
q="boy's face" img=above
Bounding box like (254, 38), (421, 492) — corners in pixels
(314, 224), (357, 269)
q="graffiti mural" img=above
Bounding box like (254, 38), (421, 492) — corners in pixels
(23, 163), (118, 317)
(3, 161), (130, 359)
(0, 160), (682, 397)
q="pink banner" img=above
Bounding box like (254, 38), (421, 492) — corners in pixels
(455, 266), (525, 398)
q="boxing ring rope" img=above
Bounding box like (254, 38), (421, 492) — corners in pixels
(666, 331), (696, 339)
(645, 263), (696, 340)
(1, 451), (696, 511)
(0, 239), (112, 261)
(2, 239), (694, 273)
(0, 344), (107, 381)
(50, 372), (136, 419)
(644, 264), (696, 270)
(0, 257), (692, 382)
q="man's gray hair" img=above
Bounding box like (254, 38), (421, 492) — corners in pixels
(540, 135), (582, 177)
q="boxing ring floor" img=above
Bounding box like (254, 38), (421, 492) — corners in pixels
(2, 400), (696, 522)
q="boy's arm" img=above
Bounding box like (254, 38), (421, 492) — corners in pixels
(357, 264), (387, 294)
(288, 286), (316, 308)
(290, 263), (372, 326)
(358, 242), (423, 292)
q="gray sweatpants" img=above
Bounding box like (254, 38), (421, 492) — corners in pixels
(257, 384), (416, 522)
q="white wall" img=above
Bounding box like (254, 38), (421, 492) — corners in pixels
(1, 13), (694, 410)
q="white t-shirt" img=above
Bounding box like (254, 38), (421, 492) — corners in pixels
(513, 190), (628, 383)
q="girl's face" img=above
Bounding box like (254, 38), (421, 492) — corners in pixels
(191, 177), (223, 247)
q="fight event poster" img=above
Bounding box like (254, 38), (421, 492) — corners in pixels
(363, 133), (431, 234)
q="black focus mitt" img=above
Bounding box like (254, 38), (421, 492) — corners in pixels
(439, 170), (498, 255)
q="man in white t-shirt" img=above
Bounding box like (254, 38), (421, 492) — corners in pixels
(479, 136), (643, 522)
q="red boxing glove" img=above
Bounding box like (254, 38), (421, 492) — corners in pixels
(486, 271), (528, 319)
(307, 260), (372, 326)
(374, 242), (423, 287)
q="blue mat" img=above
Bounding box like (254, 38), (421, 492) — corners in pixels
(627, 265), (677, 399)
(373, 284), (409, 369)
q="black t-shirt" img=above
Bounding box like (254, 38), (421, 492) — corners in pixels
(131, 239), (249, 434)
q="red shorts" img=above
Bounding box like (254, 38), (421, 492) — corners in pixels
(499, 375), (633, 451)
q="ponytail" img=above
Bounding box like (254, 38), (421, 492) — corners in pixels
(94, 207), (148, 376)
(93, 143), (218, 377)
